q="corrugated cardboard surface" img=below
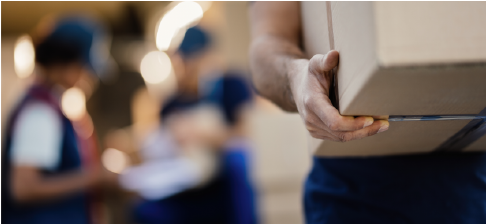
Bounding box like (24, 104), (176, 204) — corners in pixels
(313, 119), (473, 157)
(301, 1), (329, 57)
(341, 64), (486, 116)
(301, 2), (486, 156)
(301, 1), (486, 116)
(330, 1), (378, 114)
(375, 2), (486, 67)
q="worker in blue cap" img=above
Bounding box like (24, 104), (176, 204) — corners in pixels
(204, 72), (259, 224)
(159, 25), (215, 118)
(130, 26), (258, 224)
(2, 15), (113, 224)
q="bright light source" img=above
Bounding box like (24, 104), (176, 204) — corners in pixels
(61, 87), (86, 121)
(14, 35), (36, 78)
(196, 1), (212, 12)
(102, 148), (129, 174)
(168, 1), (204, 29)
(156, 22), (178, 52)
(155, 1), (204, 51)
(140, 51), (172, 84)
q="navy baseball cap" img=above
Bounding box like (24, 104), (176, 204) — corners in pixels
(35, 15), (108, 78)
(177, 26), (212, 60)
(206, 73), (253, 125)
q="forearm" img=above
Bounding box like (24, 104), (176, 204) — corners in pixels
(249, 1), (308, 112)
(12, 167), (97, 203)
(249, 2), (389, 142)
(249, 35), (307, 111)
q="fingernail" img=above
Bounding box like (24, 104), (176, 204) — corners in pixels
(377, 125), (389, 133)
(363, 118), (373, 128)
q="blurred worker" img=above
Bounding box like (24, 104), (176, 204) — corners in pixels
(204, 73), (259, 224)
(121, 26), (258, 224)
(249, 2), (486, 224)
(2, 15), (113, 224)
(121, 26), (220, 201)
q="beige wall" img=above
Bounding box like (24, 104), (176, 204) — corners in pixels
(248, 106), (310, 224)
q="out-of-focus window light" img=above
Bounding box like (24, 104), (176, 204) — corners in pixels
(196, 1), (212, 12)
(140, 51), (172, 84)
(61, 87), (87, 121)
(14, 35), (36, 79)
(155, 1), (204, 51)
(102, 148), (129, 174)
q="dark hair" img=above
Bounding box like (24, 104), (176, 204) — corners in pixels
(35, 37), (84, 66)
(34, 16), (97, 68)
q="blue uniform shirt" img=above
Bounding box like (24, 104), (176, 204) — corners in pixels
(2, 85), (90, 224)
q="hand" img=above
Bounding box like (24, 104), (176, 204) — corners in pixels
(289, 50), (389, 142)
(167, 113), (200, 146)
(168, 107), (228, 150)
(85, 165), (119, 189)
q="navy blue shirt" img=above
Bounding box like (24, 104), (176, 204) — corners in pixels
(304, 152), (486, 224)
(2, 85), (89, 224)
(134, 75), (257, 224)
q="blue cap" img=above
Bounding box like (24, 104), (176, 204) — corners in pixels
(206, 73), (253, 125)
(35, 15), (108, 78)
(177, 26), (211, 59)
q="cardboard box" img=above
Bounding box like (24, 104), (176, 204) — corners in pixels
(301, 2), (486, 156)
(302, 1), (486, 116)
(309, 118), (486, 157)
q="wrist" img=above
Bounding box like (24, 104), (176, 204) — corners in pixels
(286, 58), (309, 107)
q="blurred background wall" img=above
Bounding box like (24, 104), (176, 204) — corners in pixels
(1, 2), (310, 223)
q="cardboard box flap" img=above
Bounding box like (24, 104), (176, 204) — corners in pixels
(375, 2), (486, 67)
(313, 119), (474, 157)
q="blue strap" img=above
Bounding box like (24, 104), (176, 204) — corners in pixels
(388, 108), (486, 152)
(434, 107), (486, 152)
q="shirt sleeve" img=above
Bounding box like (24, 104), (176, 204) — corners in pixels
(10, 101), (63, 170)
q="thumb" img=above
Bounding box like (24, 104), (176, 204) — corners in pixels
(308, 50), (339, 95)
(308, 50), (339, 74)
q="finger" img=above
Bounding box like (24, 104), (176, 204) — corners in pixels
(308, 50), (340, 74)
(334, 120), (390, 142)
(306, 120), (338, 137)
(303, 113), (340, 140)
(309, 96), (375, 131)
(307, 122), (337, 141)
(372, 115), (389, 120)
